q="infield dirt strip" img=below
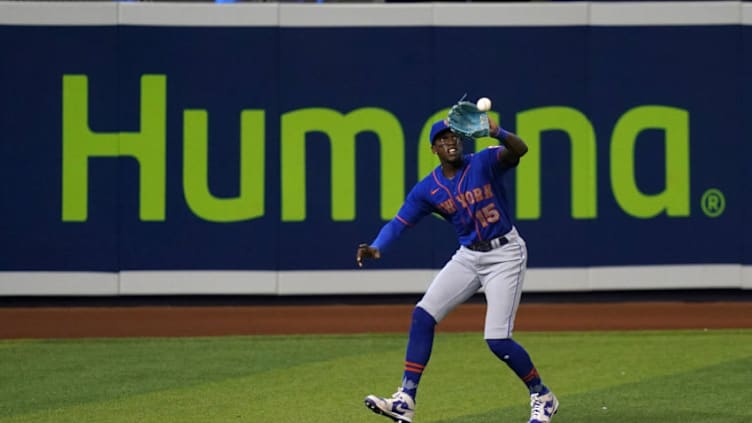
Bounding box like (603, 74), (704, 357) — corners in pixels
(1, 301), (752, 339)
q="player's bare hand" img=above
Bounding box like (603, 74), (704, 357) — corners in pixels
(356, 243), (381, 268)
(488, 116), (499, 133)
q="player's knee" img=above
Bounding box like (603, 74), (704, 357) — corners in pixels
(486, 338), (516, 361)
(412, 306), (437, 329)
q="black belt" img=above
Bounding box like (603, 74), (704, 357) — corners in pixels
(465, 235), (509, 252)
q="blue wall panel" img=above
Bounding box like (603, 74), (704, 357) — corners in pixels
(0, 22), (747, 272)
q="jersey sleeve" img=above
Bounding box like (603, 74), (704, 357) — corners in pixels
(478, 146), (511, 172)
(370, 181), (434, 253)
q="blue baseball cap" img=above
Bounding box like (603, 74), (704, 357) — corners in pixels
(429, 119), (451, 145)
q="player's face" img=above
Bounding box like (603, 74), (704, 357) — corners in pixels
(432, 131), (463, 164)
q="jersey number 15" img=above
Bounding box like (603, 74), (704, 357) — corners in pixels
(475, 203), (501, 228)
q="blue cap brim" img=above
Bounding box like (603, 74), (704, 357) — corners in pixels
(429, 120), (451, 144)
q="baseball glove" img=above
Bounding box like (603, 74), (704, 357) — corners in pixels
(447, 101), (490, 139)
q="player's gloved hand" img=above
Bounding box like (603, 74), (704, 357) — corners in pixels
(447, 101), (490, 139)
(356, 243), (381, 268)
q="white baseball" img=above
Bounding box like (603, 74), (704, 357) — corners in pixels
(476, 97), (492, 112)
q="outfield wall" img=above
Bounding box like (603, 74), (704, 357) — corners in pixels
(1, 1), (751, 295)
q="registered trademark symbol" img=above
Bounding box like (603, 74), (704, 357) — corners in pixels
(700, 188), (725, 218)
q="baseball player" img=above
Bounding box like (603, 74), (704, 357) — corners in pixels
(356, 113), (558, 423)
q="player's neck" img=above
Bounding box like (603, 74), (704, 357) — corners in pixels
(440, 161), (463, 179)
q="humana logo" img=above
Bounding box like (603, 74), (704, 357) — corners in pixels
(61, 74), (696, 223)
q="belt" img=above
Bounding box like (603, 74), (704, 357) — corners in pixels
(465, 235), (509, 252)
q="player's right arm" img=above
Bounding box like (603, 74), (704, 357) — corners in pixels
(356, 185), (433, 268)
(356, 243), (381, 268)
(356, 218), (410, 268)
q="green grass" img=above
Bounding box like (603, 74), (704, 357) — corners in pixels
(0, 330), (750, 422)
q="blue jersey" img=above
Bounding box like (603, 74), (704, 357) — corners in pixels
(372, 146), (515, 252)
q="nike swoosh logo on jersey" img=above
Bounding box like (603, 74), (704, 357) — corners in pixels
(430, 188), (440, 195)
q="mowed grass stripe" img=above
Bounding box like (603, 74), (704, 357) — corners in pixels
(0, 342), (409, 422)
(0, 334), (406, 419)
(436, 356), (752, 423)
(0, 330), (750, 422)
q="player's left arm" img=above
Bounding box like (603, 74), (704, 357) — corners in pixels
(489, 117), (528, 168)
